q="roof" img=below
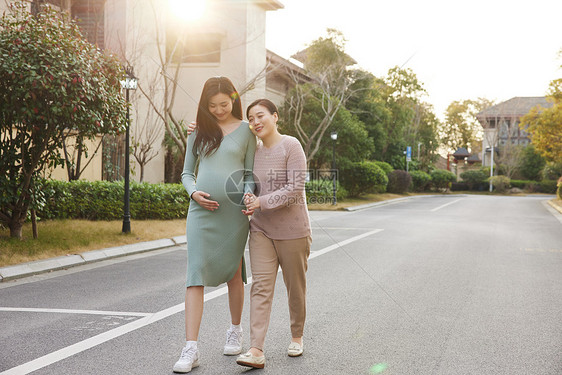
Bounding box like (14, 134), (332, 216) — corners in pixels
(467, 154), (481, 162)
(452, 147), (470, 158)
(476, 97), (552, 119)
(253, 0), (284, 11)
(266, 49), (312, 84)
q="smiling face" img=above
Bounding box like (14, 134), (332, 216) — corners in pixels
(247, 104), (278, 139)
(208, 93), (234, 123)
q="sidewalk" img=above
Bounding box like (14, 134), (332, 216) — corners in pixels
(0, 236), (187, 282)
(2, 194), (559, 282)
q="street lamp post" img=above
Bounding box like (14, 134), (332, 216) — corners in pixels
(489, 145), (494, 192)
(120, 67), (138, 233)
(331, 132), (338, 205)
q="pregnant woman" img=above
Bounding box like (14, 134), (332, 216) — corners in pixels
(173, 77), (256, 373)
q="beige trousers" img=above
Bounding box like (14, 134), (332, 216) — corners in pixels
(249, 231), (312, 351)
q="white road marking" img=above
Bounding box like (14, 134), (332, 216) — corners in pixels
(0, 229), (383, 375)
(0, 307), (151, 317)
(311, 227), (369, 230)
(309, 229), (384, 259)
(430, 198), (463, 212)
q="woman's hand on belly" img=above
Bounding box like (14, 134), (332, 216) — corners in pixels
(192, 191), (220, 211)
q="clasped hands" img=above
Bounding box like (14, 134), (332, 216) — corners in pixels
(242, 193), (260, 216)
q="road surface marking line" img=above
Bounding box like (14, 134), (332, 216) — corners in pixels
(311, 227), (370, 230)
(0, 307), (151, 317)
(0, 229), (382, 375)
(430, 198), (463, 212)
(309, 229), (383, 260)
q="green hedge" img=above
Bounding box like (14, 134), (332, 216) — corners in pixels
(510, 179), (558, 193)
(460, 170), (488, 190)
(37, 179), (190, 220)
(558, 178), (562, 200)
(430, 169), (456, 190)
(537, 180), (558, 194)
(409, 170), (431, 192)
(340, 161), (388, 197)
(305, 180), (348, 204)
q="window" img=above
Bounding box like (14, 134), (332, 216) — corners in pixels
(167, 32), (221, 64)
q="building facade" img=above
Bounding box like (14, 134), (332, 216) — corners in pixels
(3, 0), (309, 183)
(476, 97), (552, 167)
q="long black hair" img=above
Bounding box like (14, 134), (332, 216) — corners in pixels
(193, 76), (242, 157)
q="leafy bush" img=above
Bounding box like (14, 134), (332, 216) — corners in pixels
(373, 161), (393, 176)
(489, 175), (510, 193)
(430, 169), (456, 190)
(510, 179), (534, 189)
(387, 170), (412, 194)
(305, 179), (348, 205)
(558, 177), (562, 200)
(460, 169), (488, 190)
(510, 179), (557, 193)
(542, 162), (562, 180)
(37, 179), (190, 220)
(340, 161), (388, 197)
(538, 180), (558, 194)
(409, 170), (431, 192)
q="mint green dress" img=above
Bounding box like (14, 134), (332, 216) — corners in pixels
(181, 122), (256, 287)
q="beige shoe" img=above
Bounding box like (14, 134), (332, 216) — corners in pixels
(288, 341), (303, 357)
(236, 351), (265, 369)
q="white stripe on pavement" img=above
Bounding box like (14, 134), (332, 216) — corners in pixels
(309, 229), (384, 260)
(1, 229), (383, 375)
(0, 307), (151, 317)
(430, 198), (463, 212)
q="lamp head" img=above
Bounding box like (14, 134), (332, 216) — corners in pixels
(120, 66), (138, 90)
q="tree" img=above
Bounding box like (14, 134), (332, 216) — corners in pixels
(377, 67), (439, 170)
(131, 89), (160, 182)
(440, 98), (494, 153)
(283, 29), (366, 166)
(520, 78), (562, 162)
(281, 103), (373, 170)
(0, 2), (126, 238)
(518, 145), (546, 181)
(496, 143), (523, 179)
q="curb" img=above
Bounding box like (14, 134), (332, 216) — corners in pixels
(547, 199), (562, 214)
(0, 235), (187, 282)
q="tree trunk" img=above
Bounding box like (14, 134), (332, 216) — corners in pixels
(31, 209), (38, 239)
(9, 220), (23, 240)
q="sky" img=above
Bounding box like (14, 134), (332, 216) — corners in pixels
(265, 0), (562, 120)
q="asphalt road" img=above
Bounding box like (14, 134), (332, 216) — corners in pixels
(1, 195), (561, 375)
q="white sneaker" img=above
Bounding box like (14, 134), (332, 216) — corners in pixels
(173, 344), (200, 373)
(223, 327), (243, 355)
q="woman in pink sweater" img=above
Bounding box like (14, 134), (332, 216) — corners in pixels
(236, 99), (312, 369)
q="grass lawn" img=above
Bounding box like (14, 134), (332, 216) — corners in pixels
(0, 219), (185, 267)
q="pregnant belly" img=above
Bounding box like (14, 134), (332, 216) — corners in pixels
(196, 173), (245, 206)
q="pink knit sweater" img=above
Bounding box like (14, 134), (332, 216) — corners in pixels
(250, 135), (311, 240)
